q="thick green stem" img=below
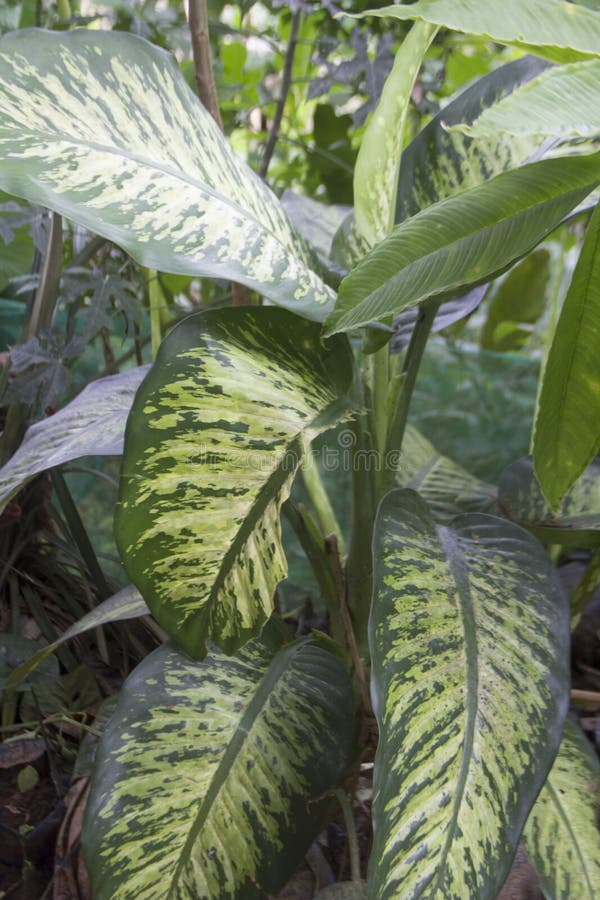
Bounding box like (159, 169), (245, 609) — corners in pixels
(386, 301), (439, 477)
(301, 449), (346, 555)
(146, 268), (165, 359)
(335, 789), (361, 883)
(371, 343), (390, 501)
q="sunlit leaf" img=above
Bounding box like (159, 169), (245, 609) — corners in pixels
(370, 489), (569, 898)
(83, 627), (355, 900)
(116, 308), (354, 658)
(533, 203), (600, 507)
(354, 20), (437, 246)
(454, 60), (600, 140)
(0, 366), (148, 514)
(523, 716), (600, 898)
(0, 29), (334, 320)
(325, 154), (600, 335)
(358, 1), (600, 63)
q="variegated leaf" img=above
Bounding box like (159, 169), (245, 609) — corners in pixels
(498, 457), (600, 546)
(454, 60), (600, 140)
(0, 366), (148, 514)
(523, 716), (600, 898)
(396, 56), (549, 223)
(0, 30), (334, 320)
(83, 627), (355, 900)
(359, 1), (600, 63)
(6, 585), (148, 689)
(116, 308), (353, 658)
(353, 20), (438, 246)
(325, 153), (600, 336)
(370, 489), (569, 899)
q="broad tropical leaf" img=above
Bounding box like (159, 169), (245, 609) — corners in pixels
(454, 60), (600, 140)
(0, 366), (148, 514)
(83, 627), (355, 900)
(359, 1), (600, 62)
(523, 716), (600, 898)
(6, 585), (148, 689)
(396, 56), (549, 223)
(533, 203), (600, 507)
(353, 20), (438, 246)
(116, 308), (353, 658)
(499, 457), (600, 546)
(370, 489), (569, 898)
(325, 154), (600, 336)
(0, 30), (334, 320)
(480, 249), (550, 352)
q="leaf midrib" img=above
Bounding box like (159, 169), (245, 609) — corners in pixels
(167, 637), (311, 897)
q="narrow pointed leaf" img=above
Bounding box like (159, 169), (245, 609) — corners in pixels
(0, 29), (334, 320)
(455, 60), (600, 140)
(325, 154), (600, 335)
(359, 1), (600, 62)
(533, 203), (600, 507)
(370, 489), (569, 898)
(499, 457), (600, 546)
(116, 308), (353, 658)
(83, 629), (355, 900)
(6, 585), (148, 689)
(523, 716), (600, 898)
(354, 20), (438, 246)
(0, 366), (148, 514)
(396, 56), (549, 223)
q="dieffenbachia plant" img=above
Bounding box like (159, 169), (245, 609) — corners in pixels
(0, 3), (599, 896)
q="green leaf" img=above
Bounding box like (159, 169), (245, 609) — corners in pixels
(0, 29), (334, 320)
(398, 426), (497, 523)
(359, 1), (600, 62)
(533, 203), (600, 507)
(499, 457), (600, 546)
(116, 308), (354, 658)
(370, 488), (569, 898)
(325, 153), (600, 336)
(454, 60), (600, 140)
(523, 716), (600, 898)
(83, 628), (355, 900)
(480, 249), (551, 352)
(353, 20), (438, 246)
(0, 633), (59, 692)
(0, 366), (148, 514)
(6, 585), (149, 689)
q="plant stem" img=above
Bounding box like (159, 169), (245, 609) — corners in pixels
(258, 10), (301, 179)
(188, 0), (223, 130)
(386, 301), (438, 472)
(27, 212), (63, 339)
(371, 344), (389, 500)
(301, 449), (346, 555)
(147, 268), (164, 359)
(334, 789), (361, 883)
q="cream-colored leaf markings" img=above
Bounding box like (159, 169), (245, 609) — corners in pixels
(523, 716), (600, 898)
(369, 489), (569, 899)
(83, 635), (354, 899)
(115, 308), (353, 658)
(0, 30), (334, 319)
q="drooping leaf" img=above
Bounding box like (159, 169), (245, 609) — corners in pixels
(454, 60), (600, 140)
(533, 203), (600, 507)
(325, 153), (600, 336)
(0, 634), (59, 692)
(499, 457), (600, 546)
(83, 628), (355, 900)
(370, 488), (569, 898)
(0, 366), (148, 514)
(480, 249), (551, 352)
(353, 20), (438, 246)
(523, 716), (600, 898)
(6, 585), (148, 689)
(116, 308), (353, 659)
(358, 1), (600, 63)
(0, 29), (334, 320)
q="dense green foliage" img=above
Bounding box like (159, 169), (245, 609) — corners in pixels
(0, 2), (599, 898)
